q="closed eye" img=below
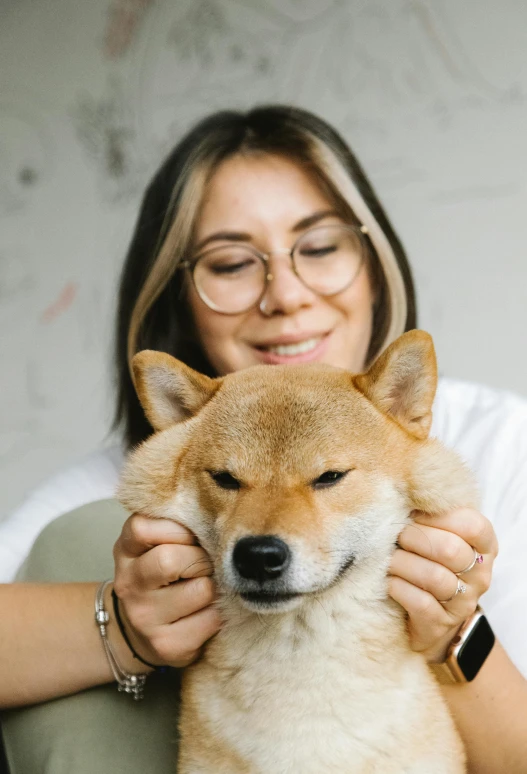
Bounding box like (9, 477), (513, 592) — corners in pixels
(312, 470), (350, 489)
(299, 245), (337, 258)
(208, 470), (241, 490)
(209, 258), (256, 275)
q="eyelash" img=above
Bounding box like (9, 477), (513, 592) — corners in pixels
(209, 471), (241, 490)
(311, 470), (350, 489)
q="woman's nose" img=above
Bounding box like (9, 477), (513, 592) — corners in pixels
(258, 254), (316, 317)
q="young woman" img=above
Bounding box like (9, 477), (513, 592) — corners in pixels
(1, 106), (526, 773)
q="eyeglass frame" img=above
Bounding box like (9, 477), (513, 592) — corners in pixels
(180, 222), (371, 316)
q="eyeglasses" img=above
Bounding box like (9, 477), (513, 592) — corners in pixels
(181, 223), (369, 315)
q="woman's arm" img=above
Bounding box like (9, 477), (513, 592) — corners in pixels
(0, 581), (118, 708)
(0, 516), (221, 710)
(441, 639), (527, 773)
(389, 506), (527, 773)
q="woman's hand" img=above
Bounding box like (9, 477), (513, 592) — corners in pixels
(112, 513), (221, 669)
(388, 507), (499, 663)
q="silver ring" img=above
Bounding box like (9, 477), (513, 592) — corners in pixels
(440, 578), (467, 604)
(455, 547), (484, 577)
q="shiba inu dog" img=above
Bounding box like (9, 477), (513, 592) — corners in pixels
(118, 330), (473, 773)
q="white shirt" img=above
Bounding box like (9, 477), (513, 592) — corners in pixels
(1, 377), (526, 675)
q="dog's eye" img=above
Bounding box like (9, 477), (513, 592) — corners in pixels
(312, 470), (349, 489)
(209, 471), (241, 490)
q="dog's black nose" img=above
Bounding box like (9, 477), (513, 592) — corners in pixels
(233, 536), (291, 583)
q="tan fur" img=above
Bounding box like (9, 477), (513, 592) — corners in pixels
(118, 331), (474, 773)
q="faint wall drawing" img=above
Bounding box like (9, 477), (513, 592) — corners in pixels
(40, 282), (78, 325)
(103, 0), (156, 59)
(0, 249), (35, 307)
(71, 77), (148, 202)
(428, 182), (523, 207)
(66, 0), (527, 206)
(154, 0), (520, 151)
(258, 0), (342, 22)
(410, 1), (518, 99)
(0, 100), (56, 217)
(163, 0), (280, 92)
(167, 0), (229, 64)
(321, 0), (513, 123)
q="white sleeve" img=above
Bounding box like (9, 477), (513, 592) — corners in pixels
(0, 446), (123, 582)
(434, 379), (527, 678)
(480, 443), (527, 679)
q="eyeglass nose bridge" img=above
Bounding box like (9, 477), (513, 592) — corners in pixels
(260, 246), (299, 284)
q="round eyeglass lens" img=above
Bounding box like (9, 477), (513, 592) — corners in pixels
(193, 245), (266, 314)
(293, 225), (364, 296)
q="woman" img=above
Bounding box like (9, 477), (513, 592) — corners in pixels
(1, 106), (527, 772)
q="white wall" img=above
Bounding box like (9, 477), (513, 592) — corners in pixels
(1, 0), (526, 518)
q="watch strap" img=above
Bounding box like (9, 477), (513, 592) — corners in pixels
(429, 661), (457, 685)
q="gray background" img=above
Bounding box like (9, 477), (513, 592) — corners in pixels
(1, 0), (526, 518)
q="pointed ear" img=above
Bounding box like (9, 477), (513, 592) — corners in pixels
(353, 330), (438, 440)
(132, 350), (221, 431)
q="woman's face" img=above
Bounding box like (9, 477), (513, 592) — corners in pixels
(187, 153), (375, 376)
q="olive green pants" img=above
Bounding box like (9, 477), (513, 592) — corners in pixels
(1, 499), (181, 774)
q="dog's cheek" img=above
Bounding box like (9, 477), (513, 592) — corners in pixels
(332, 477), (410, 564)
(162, 486), (218, 556)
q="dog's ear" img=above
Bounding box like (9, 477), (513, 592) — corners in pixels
(354, 330), (437, 440)
(132, 350), (221, 431)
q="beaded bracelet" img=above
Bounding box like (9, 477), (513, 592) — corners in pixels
(111, 588), (167, 673)
(95, 580), (148, 700)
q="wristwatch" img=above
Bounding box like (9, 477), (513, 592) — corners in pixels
(431, 606), (495, 684)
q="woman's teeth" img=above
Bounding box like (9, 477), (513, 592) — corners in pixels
(265, 337), (321, 356)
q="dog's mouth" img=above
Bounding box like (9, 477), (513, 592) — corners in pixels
(234, 553), (356, 612)
(240, 590), (300, 608)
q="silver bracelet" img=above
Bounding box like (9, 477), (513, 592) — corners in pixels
(95, 580), (148, 700)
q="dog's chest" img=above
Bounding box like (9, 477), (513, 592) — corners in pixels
(181, 599), (442, 772)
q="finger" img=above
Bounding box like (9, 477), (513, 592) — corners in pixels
(389, 548), (475, 607)
(397, 522), (480, 576)
(133, 543), (214, 589)
(412, 508), (498, 557)
(388, 575), (455, 655)
(125, 576), (217, 632)
(151, 606), (222, 666)
(164, 576), (217, 623)
(116, 514), (198, 560)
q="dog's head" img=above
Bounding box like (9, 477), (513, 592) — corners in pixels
(118, 331), (477, 613)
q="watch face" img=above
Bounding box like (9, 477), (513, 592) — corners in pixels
(457, 615), (495, 682)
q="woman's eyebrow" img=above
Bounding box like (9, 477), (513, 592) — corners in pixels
(291, 209), (339, 232)
(194, 230), (252, 252)
(194, 210), (339, 252)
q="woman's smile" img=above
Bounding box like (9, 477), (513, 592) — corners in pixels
(249, 331), (331, 364)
